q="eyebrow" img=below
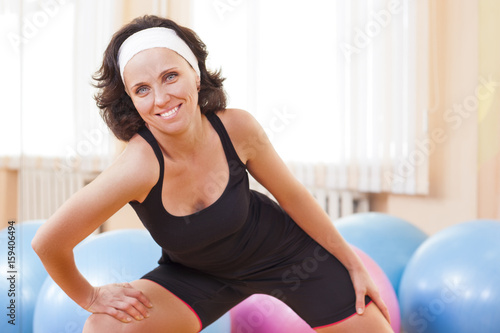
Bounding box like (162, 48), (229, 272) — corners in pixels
(130, 66), (180, 90)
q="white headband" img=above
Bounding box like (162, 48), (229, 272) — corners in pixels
(117, 27), (200, 83)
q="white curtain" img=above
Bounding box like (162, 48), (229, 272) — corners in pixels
(0, 0), (118, 172)
(192, 0), (429, 195)
(0, 0), (119, 221)
(0, 0), (22, 165)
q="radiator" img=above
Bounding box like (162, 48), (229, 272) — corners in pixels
(288, 162), (370, 219)
(18, 157), (98, 222)
(311, 188), (369, 220)
(18, 157), (368, 222)
(249, 163), (369, 221)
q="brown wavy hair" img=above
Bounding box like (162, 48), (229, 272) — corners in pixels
(93, 15), (227, 141)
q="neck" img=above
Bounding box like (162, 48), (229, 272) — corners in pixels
(148, 110), (208, 162)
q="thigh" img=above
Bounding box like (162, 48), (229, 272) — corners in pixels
(83, 279), (201, 333)
(253, 243), (370, 329)
(314, 302), (393, 333)
(142, 263), (247, 328)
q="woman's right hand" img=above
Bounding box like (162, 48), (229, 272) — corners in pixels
(85, 283), (153, 323)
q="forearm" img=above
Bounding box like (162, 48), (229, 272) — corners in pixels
(279, 187), (364, 272)
(33, 244), (94, 309)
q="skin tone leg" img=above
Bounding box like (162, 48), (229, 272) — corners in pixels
(314, 303), (394, 333)
(83, 279), (201, 333)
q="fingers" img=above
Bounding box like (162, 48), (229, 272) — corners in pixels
(107, 306), (134, 324)
(125, 296), (151, 320)
(123, 284), (153, 309)
(113, 298), (149, 322)
(117, 285), (153, 322)
(355, 288), (391, 324)
(89, 283), (154, 324)
(371, 292), (391, 324)
(355, 291), (367, 315)
(349, 266), (392, 324)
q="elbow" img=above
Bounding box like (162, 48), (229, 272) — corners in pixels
(31, 226), (57, 258)
(31, 231), (47, 257)
(31, 225), (74, 259)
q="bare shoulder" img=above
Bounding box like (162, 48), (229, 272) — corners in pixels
(98, 133), (159, 203)
(216, 108), (260, 132)
(216, 109), (268, 164)
(33, 133), (161, 249)
(125, 133), (160, 170)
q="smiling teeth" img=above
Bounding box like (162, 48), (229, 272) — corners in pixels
(159, 106), (179, 118)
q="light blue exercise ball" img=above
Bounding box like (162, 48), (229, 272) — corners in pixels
(0, 220), (47, 333)
(335, 212), (427, 294)
(399, 220), (500, 333)
(33, 229), (162, 333)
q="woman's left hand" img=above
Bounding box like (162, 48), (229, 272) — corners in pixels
(348, 266), (391, 323)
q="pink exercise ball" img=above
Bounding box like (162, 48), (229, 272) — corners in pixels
(230, 245), (400, 333)
(352, 245), (401, 333)
(230, 294), (314, 333)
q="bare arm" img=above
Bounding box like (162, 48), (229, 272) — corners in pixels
(31, 136), (157, 322)
(223, 109), (390, 321)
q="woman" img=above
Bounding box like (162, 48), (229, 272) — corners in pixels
(32, 15), (393, 333)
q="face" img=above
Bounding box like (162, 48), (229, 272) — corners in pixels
(123, 47), (201, 135)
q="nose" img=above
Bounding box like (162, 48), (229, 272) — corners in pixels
(154, 85), (171, 108)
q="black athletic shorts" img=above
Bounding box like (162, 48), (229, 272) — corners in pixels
(142, 242), (371, 331)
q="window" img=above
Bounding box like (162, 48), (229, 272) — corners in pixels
(192, 0), (429, 194)
(0, 1), (22, 159)
(0, 0), (118, 170)
(1, 0), (118, 221)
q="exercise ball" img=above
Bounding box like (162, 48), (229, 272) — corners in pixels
(33, 229), (161, 333)
(202, 312), (231, 332)
(230, 245), (399, 333)
(335, 212), (427, 294)
(352, 246), (400, 333)
(399, 220), (500, 333)
(0, 220), (47, 333)
(230, 294), (314, 333)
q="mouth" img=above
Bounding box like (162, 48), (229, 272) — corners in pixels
(157, 104), (181, 119)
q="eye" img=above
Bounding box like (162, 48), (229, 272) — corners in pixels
(164, 72), (178, 83)
(135, 86), (149, 95)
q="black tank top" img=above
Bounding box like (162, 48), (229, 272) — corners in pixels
(130, 112), (314, 279)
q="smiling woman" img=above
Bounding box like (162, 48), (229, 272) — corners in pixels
(93, 16), (226, 142)
(123, 47), (201, 137)
(32, 14), (393, 333)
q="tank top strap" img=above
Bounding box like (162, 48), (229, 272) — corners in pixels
(206, 112), (246, 168)
(136, 125), (165, 178)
